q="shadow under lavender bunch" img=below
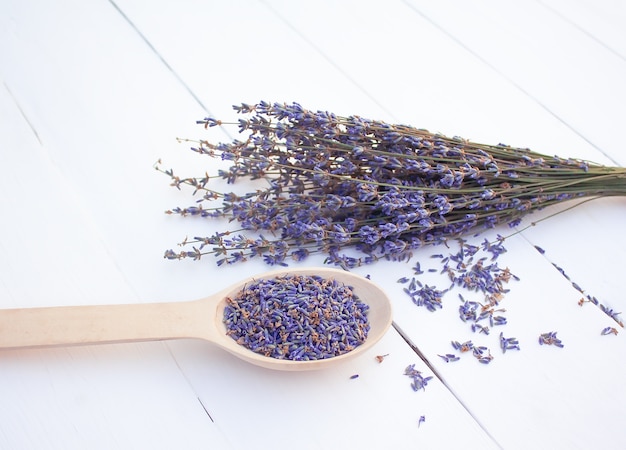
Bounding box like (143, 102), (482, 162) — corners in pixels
(157, 101), (626, 268)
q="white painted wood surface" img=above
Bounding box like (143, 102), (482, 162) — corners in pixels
(1, 1), (624, 448)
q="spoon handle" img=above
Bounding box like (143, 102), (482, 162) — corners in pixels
(0, 300), (213, 350)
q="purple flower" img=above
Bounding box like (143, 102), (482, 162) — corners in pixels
(223, 274), (369, 360)
(358, 226), (381, 245)
(404, 364), (434, 392)
(538, 331), (564, 347)
(159, 102), (626, 267)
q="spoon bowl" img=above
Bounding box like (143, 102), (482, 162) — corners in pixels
(0, 267), (393, 371)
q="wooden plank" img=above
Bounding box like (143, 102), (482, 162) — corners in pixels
(114, 2), (622, 445)
(165, 326), (501, 449)
(0, 0), (500, 448)
(0, 343), (235, 449)
(539, 0), (626, 59)
(403, 0), (626, 165)
(0, 84), (136, 309)
(371, 229), (626, 449)
(2, 0), (625, 448)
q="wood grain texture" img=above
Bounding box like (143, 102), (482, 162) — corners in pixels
(1, 0), (624, 448)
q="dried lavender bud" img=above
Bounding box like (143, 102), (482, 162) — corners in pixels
(472, 346), (494, 364)
(601, 327), (618, 336)
(403, 282), (446, 312)
(451, 340), (474, 352)
(438, 353), (460, 363)
(375, 353), (389, 363)
(223, 274), (369, 360)
(404, 364), (434, 392)
(599, 304), (624, 327)
(538, 331), (564, 347)
(459, 300), (480, 322)
(499, 332), (520, 353)
(471, 323), (490, 334)
(548, 259), (624, 328)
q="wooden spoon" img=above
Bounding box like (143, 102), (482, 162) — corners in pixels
(0, 267), (393, 371)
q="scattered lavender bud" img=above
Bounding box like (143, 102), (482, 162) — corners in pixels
(404, 364), (434, 392)
(350, 374), (360, 379)
(459, 301), (480, 322)
(472, 346), (494, 364)
(482, 237), (507, 260)
(375, 353), (389, 363)
(492, 316), (508, 326)
(558, 271), (623, 328)
(552, 263), (570, 281)
(599, 304), (624, 327)
(471, 323), (490, 335)
(538, 331), (564, 348)
(438, 353), (460, 363)
(586, 295), (599, 306)
(601, 327), (618, 336)
(418, 415), (426, 427)
(453, 340), (474, 352)
(403, 283), (446, 312)
(472, 346), (487, 357)
(499, 332), (520, 353)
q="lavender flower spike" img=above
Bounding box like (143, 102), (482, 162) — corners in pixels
(159, 102), (626, 267)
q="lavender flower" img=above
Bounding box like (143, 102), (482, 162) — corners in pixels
(159, 102), (626, 267)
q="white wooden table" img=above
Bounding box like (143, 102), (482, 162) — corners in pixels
(1, 1), (625, 448)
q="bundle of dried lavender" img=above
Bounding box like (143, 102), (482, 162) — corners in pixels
(158, 101), (626, 268)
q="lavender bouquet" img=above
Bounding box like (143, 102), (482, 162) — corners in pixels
(158, 101), (626, 268)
